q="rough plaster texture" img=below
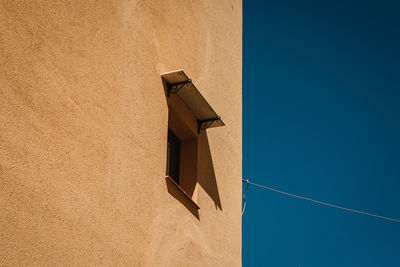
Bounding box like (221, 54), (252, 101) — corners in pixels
(0, 1), (242, 266)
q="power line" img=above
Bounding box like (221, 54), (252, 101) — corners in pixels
(242, 179), (400, 223)
(242, 181), (250, 215)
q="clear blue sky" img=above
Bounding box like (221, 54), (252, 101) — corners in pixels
(243, 0), (400, 266)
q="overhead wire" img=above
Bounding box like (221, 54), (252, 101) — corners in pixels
(242, 181), (250, 215)
(242, 179), (400, 223)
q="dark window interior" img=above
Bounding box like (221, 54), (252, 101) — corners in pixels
(166, 129), (181, 184)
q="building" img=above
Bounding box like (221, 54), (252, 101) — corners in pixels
(0, 1), (242, 266)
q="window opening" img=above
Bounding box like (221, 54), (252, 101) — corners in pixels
(161, 69), (225, 212)
(166, 129), (181, 184)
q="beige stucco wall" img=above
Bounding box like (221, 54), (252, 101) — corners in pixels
(0, 1), (242, 266)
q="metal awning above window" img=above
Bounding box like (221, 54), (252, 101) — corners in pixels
(161, 70), (225, 133)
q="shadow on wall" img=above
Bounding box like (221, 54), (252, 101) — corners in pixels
(197, 131), (222, 211)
